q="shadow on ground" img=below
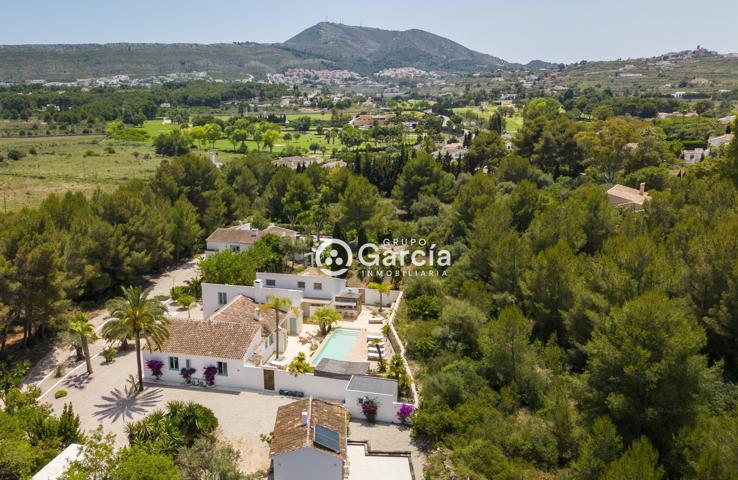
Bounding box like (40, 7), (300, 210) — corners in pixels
(94, 387), (163, 423)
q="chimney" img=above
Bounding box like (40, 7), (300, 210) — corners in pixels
(254, 279), (263, 289)
(254, 306), (261, 321)
(301, 411), (309, 425)
(639, 182), (646, 195)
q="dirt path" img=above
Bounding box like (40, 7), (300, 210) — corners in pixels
(24, 257), (201, 392)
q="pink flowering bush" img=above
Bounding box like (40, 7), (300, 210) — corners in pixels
(397, 403), (414, 424)
(203, 366), (218, 385)
(361, 398), (378, 422)
(146, 359), (164, 379)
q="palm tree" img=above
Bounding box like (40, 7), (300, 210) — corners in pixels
(263, 295), (292, 361)
(68, 313), (97, 375)
(368, 281), (392, 312)
(103, 286), (170, 391)
(310, 306), (342, 336)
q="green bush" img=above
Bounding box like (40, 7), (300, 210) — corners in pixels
(102, 346), (118, 363)
(55, 389), (68, 399)
(7, 149), (24, 160)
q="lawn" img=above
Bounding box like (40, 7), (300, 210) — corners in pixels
(0, 135), (160, 211)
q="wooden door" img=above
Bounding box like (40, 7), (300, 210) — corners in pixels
(263, 368), (275, 391)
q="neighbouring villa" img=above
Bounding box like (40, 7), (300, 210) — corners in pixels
(205, 223), (299, 256)
(143, 270), (413, 424)
(607, 182), (650, 211)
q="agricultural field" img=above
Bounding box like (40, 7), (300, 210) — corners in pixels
(0, 135), (160, 211)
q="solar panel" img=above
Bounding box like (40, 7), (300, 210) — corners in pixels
(314, 424), (340, 453)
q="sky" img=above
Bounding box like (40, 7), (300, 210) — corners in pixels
(2, 0), (737, 64)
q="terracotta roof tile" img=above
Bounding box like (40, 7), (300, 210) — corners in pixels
(270, 398), (347, 459)
(210, 295), (279, 337)
(159, 319), (256, 360)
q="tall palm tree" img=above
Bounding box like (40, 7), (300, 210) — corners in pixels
(310, 306), (342, 336)
(263, 295), (292, 361)
(368, 281), (392, 312)
(68, 312), (97, 375)
(103, 286), (169, 391)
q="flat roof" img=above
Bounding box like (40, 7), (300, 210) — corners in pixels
(315, 359), (370, 380)
(347, 375), (397, 397)
(347, 444), (413, 480)
(33, 444), (84, 480)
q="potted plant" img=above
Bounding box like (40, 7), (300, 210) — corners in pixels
(361, 398), (378, 423)
(203, 366), (217, 386)
(397, 403), (414, 425)
(180, 367), (197, 384)
(146, 359), (164, 380)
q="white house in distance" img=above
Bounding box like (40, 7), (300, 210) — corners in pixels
(270, 398), (348, 480)
(607, 183), (650, 211)
(681, 148), (708, 164)
(708, 133), (734, 149)
(205, 223), (298, 256)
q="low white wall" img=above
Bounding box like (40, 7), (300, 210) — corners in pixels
(202, 283), (304, 318)
(273, 369), (348, 401)
(361, 288), (401, 308)
(345, 389), (408, 423)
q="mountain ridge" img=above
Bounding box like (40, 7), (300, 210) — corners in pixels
(0, 22), (524, 81)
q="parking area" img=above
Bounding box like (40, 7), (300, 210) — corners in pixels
(44, 349), (293, 471)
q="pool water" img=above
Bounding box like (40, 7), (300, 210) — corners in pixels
(312, 328), (360, 365)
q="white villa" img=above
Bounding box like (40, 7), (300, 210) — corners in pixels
(143, 271), (410, 423)
(205, 223), (298, 256)
(681, 148), (708, 164)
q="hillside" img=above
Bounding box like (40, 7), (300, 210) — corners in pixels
(0, 42), (332, 81)
(0, 23), (514, 81)
(281, 22), (512, 73)
(557, 53), (738, 93)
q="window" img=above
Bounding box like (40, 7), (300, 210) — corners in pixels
(313, 282), (322, 291)
(230, 245), (241, 252)
(266, 279), (276, 287)
(297, 281), (305, 289)
(168, 356), (179, 370)
(268, 335), (273, 346)
(185, 359), (191, 369)
(218, 292), (227, 305)
(217, 361), (228, 376)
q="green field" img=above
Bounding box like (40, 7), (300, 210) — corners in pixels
(0, 136), (160, 211)
(452, 104), (523, 133)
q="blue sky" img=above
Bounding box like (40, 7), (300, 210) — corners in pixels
(3, 0), (737, 63)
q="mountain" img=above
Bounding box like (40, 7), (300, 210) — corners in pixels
(0, 23), (515, 81)
(281, 22), (512, 73)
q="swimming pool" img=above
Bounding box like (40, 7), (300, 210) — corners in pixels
(311, 328), (360, 365)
